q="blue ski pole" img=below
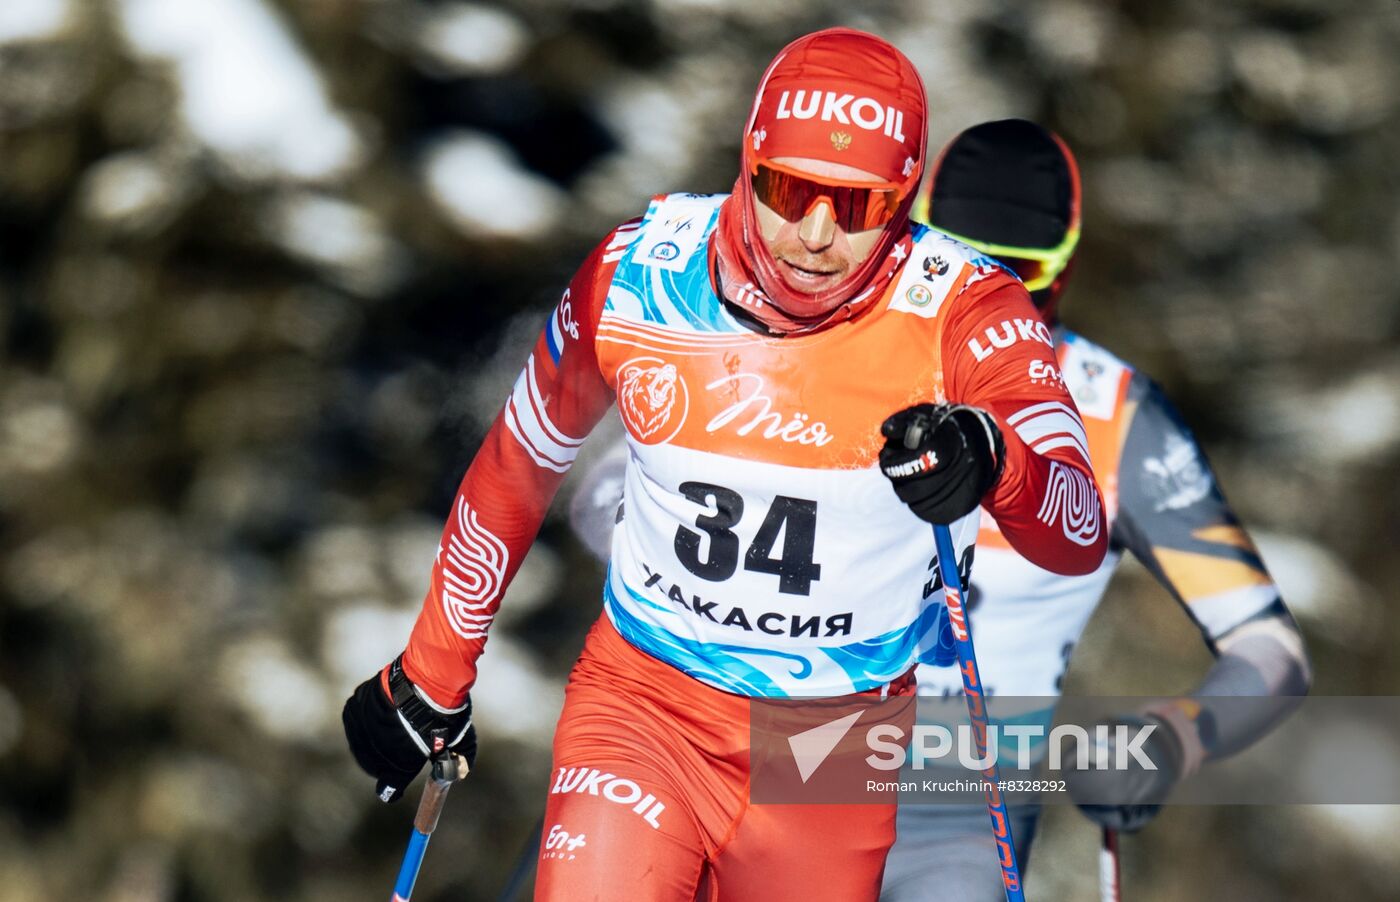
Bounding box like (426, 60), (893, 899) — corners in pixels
(932, 522), (1027, 902)
(391, 735), (469, 902)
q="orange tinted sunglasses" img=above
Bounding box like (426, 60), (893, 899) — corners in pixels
(751, 160), (904, 233)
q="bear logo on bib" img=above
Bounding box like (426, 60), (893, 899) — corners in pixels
(618, 357), (689, 444)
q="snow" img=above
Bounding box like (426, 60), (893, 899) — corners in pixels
(264, 192), (404, 294)
(114, 0), (363, 182)
(421, 130), (566, 240)
(1253, 531), (1372, 645)
(470, 636), (564, 746)
(220, 636), (334, 742)
(322, 604), (419, 699)
(0, 0), (73, 45)
(414, 3), (529, 76)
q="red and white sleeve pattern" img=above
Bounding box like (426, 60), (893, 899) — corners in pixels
(942, 276), (1108, 576)
(400, 225), (636, 707)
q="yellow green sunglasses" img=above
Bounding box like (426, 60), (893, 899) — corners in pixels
(933, 224), (1081, 293)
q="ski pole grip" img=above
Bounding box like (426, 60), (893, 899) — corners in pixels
(413, 752), (469, 835)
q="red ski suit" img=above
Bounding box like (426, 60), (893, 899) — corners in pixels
(393, 196), (1105, 899)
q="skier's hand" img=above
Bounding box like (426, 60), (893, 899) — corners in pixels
(1063, 714), (1185, 833)
(342, 654), (477, 802)
(879, 403), (1005, 525)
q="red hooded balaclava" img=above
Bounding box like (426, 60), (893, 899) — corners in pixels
(712, 28), (928, 334)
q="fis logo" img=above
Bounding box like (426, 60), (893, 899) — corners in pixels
(774, 90), (908, 142)
(664, 215), (695, 234)
(550, 767), (667, 829)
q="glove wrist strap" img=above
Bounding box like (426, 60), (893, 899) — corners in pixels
(388, 655), (467, 738)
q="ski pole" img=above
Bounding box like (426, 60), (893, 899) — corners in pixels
(391, 735), (470, 902)
(932, 522), (1027, 902)
(496, 816), (544, 902)
(1099, 827), (1121, 902)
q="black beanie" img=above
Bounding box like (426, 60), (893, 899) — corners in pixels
(927, 119), (1074, 249)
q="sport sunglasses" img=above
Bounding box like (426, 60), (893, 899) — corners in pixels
(751, 160), (905, 233)
(936, 224), (1081, 292)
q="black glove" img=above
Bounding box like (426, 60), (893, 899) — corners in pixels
(342, 654), (477, 802)
(879, 403), (1005, 525)
(1063, 714), (1184, 833)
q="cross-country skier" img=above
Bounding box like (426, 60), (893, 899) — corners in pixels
(342, 34), (1107, 901)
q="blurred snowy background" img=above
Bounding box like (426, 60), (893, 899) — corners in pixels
(0, 0), (1397, 899)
